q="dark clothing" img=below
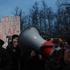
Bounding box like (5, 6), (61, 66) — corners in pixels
(44, 48), (65, 70)
(7, 44), (20, 70)
(20, 46), (44, 70)
(0, 47), (9, 70)
(20, 47), (31, 70)
(28, 54), (44, 70)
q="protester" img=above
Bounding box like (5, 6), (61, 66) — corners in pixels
(0, 39), (9, 70)
(7, 34), (20, 70)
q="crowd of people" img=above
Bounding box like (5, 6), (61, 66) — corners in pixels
(0, 34), (70, 70)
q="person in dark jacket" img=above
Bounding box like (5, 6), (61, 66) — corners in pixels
(7, 35), (20, 70)
(0, 39), (9, 70)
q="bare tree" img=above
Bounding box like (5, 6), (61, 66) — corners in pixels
(56, 0), (70, 42)
(14, 7), (26, 31)
(40, 0), (54, 38)
(29, 0), (55, 38)
(30, 2), (40, 30)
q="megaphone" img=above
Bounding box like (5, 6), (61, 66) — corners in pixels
(19, 27), (46, 51)
(19, 27), (57, 57)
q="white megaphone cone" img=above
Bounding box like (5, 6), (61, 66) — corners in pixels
(19, 27), (46, 51)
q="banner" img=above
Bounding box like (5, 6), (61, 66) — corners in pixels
(0, 16), (20, 41)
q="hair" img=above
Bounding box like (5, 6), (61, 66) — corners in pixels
(12, 34), (19, 41)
